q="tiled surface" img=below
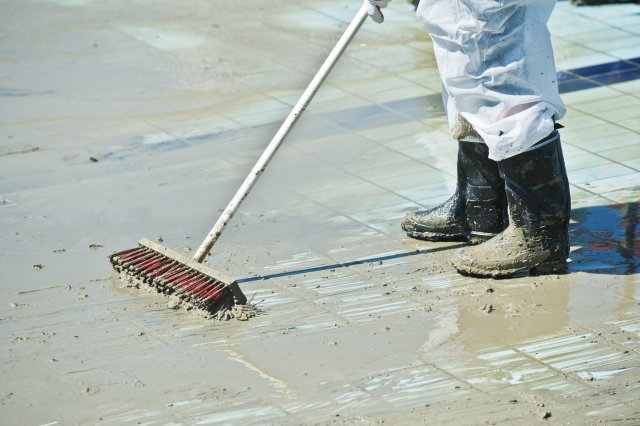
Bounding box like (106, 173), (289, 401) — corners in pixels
(1, 0), (639, 425)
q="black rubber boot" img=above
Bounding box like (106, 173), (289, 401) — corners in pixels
(401, 141), (507, 244)
(452, 131), (571, 277)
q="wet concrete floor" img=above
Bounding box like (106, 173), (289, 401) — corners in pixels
(1, 0), (640, 424)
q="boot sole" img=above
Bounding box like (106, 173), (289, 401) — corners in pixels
(405, 230), (468, 242)
(454, 259), (568, 278)
(405, 230), (496, 245)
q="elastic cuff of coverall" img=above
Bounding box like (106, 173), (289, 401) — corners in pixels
(521, 130), (561, 154)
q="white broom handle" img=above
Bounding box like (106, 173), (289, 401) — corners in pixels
(194, 5), (369, 262)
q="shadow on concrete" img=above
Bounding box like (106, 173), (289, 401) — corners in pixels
(237, 243), (466, 284)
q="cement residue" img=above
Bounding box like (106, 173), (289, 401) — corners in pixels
(453, 115), (482, 142)
(213, 304), (259, 321)
(166, 295), (259, 321)
(113, 273), (258, 321)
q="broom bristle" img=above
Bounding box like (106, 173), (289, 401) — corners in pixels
(109, 239), (248, 317)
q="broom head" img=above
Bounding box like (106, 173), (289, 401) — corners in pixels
(109, 238), (247, 316)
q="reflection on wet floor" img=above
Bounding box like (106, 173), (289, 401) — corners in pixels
(571, 202), (639, 275)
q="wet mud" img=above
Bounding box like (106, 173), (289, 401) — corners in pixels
(1, 0), (639, 424)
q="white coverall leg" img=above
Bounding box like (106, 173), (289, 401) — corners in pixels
(416, 0), (565, 161)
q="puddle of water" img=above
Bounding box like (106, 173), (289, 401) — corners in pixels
(456, 278), (571, 351)
(450, 203), (639, 354)
(571, 202), (639, 275)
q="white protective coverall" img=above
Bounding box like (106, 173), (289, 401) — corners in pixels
(416, 0), (565, 161)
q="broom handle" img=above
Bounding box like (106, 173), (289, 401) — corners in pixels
(194, 5), (369, 263)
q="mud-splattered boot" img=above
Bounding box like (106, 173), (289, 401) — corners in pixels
(401, 141), (507, 244)
(452, 131), (571, 278)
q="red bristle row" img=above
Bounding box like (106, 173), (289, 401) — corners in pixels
(109, 246), (235, 313)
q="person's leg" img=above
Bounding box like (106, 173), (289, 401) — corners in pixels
(401, 140), (506, 244)
(415, 0), (565, 161)
(452, 130), (571, 277)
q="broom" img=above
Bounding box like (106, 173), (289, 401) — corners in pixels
(109, 5), (371, 319)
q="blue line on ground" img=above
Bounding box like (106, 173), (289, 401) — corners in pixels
(143, 56), (640, 151)
(558, 56), (640, 93)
